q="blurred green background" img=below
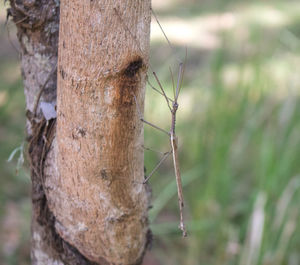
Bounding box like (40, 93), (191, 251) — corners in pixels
(1, 0), (300, 264)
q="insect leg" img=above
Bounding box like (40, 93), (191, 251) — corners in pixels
(143, 150), (172, 184)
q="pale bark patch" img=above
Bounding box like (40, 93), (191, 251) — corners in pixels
(32, 232), (64, 265)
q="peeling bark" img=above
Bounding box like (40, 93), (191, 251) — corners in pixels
(8, 0), (151, 264)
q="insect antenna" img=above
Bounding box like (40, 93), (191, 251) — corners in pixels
(169, 66), (176, 99)
(175, 63), (183, 101)
(151, 8), (182, 65)
(151, 8), (187, 102)
(175, 48), (187, 101)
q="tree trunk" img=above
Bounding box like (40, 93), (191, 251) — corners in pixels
(8, 0), (151, 264)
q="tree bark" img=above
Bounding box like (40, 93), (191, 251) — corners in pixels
(8, 0), (151, 264)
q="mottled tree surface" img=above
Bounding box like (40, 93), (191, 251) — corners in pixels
(8, 0), (151, 264)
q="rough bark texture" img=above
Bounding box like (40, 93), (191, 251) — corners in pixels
(52, 1), (151, 264)
(7, 1), (73, 264)
(8, 0), (151, 264)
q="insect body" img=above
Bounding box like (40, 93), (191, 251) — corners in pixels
(142, 62), (187, 237)
(161, 63), (187, 237)
(171, 131), (187, 237)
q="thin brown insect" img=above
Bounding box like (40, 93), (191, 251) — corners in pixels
(114, 7), (187, 237)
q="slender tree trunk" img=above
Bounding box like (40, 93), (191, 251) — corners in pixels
(8, 0), (151, 264)
(53, 0), (152, 263)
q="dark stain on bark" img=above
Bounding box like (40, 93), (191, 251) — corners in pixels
(123, 58), (143, 78)
(100, 169), (108, 180)
(116, 56), (144, 107)
(59, 67), (65, 80)
(72, 126), (87, 140)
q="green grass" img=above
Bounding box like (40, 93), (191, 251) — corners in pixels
(1, 0), (300, 264)
(144, 1), (300, 264)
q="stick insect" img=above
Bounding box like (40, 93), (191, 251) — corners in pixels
(114, 8), (187, 237)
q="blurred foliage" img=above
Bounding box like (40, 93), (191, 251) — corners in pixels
(0, 2), (31, 264)
(1, 0), (300, 265)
